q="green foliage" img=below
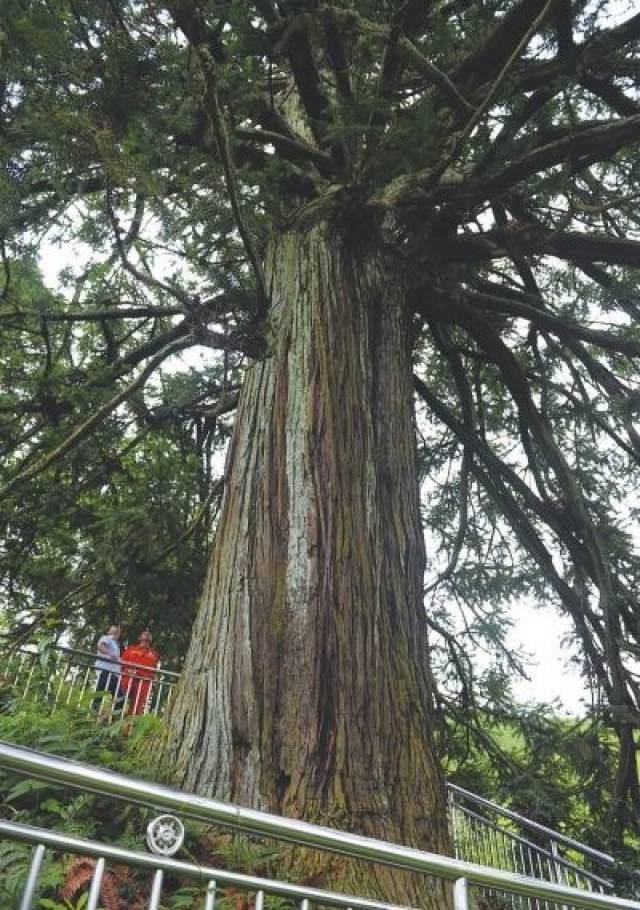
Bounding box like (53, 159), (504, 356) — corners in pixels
(0, 688), (151, 906)
(2, 0), (640, 858)
(0, 255), (225, 658)
(441, 705), (639, 893)
(0, 690), (293, 909)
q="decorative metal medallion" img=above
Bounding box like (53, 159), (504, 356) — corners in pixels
(146, 814), (185, 856)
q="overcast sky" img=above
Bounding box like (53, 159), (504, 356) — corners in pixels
(507, 602), (588, 712)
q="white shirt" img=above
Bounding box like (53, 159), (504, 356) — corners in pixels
(94, 634), (121, 673)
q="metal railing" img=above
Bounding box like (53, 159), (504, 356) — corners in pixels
(0, 639), (619, 901)
(1, 641), (179, 720)
(447, 783), (615, 907)
(0, 742), (636, 910)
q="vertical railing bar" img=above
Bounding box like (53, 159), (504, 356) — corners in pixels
(480, 817), (490, 874)
(454, 877), (470, 910)
(136, 674), (146, 715)
(510, 839), (522, 910)
(465, 814), (476, 865)
(519, 841), (533, 910)
(86, 857), (106, 910)
(43, 657), (53, 702)
(149, 679), (158, 716)
(16, 654), (34, 695)
(488, 819), (499, 894)
(500, 828), (510, 871)
(495, 825), (505, 871)
(64, 664), (77, 705)
(510, 836), (518, 875)
(117, 673), (128, 721)
(507, 831), (517, 872)
(472, 816), (487, 902)
(503, 831), (517, 910)
(154, 681), (165, 716)
(144, 672), (153, 716)
(491, 821), (503, 872)
(79, 665), (92, 704)
(62, 661), (73, 704)
(460, 812), (470, 866)
(448, 790), (460, 860)
(483, 818), (493, 881)
(255, 889), (265, 910)
(52, 664), (67, 709)
(103, 671), (114, 723)
(130, 675), (138, 715)
(473, 815), (484, 868)
(503, 832), (523, 910)
(533, 840), (543, 910)
(19, 843), (46, 910)
(23, 661), (36, 698)
(495, 828), (504, 872)
(552, 841), (568, 910)
(300, 899), (310, 910)
(536, 847), (551, 910)
(204, 879), (217, 910)
(148, 869), (164, 910)
(508, 834), (521, 910)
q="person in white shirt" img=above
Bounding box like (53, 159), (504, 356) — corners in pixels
(92, 624), (124, 712)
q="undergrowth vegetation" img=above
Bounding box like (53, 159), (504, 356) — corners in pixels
(0, 677), (288, 910)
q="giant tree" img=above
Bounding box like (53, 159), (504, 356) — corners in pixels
(2, 0), (640, 900)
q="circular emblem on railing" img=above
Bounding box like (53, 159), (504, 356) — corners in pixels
(146, 814), (185, 856)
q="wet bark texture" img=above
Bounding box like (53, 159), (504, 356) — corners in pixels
(164, 223), (451, 906)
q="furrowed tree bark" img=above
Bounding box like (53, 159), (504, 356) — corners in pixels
(162, 222), (451, 906)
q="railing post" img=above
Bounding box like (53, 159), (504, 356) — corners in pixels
(148, 869), (164, 910)
(454, 877), (469, 910)
(551, 840), (568, 910)
(448, 787), (460, 859)
(204, 879), (217, 910)
(550, 840), (565, 884)
(86, 857), (106, 910)
(19, 843), (46, 910)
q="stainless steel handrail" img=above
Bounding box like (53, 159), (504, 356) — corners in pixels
(0, 638), (616, 894)
(448, 783), (614, 866)
(0, 819), (412, 910)
(5, 642), (180, 678)
(452, 803), (612, 887)
(0, 741), (635, 910)
(54, 644), (181, 678)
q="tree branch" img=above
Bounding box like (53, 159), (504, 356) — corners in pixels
(0, 336), (195, 501)
(444, 223), (640, 267)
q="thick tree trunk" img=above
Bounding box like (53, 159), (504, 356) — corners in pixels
(163, 222), (451, 906)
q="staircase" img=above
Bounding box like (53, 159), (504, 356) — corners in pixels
(0, 742), (634, 910)
(447, 783), (615, 908)
(0, 641), (625, 909)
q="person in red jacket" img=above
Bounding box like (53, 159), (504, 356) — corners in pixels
(120, 630), (160, 715)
